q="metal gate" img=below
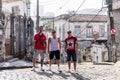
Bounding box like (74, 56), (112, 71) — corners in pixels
(10, 14), (34, 59)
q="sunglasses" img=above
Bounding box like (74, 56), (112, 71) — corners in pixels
(67, 32), (71, 34)
(52, 32), (56, 33)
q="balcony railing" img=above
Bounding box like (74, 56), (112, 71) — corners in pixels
(76, 33), (108, 41)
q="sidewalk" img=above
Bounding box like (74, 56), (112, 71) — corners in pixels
(0, 58), (115, 70)
(0, 62), (120, 80)
(0, 58), (33, 70)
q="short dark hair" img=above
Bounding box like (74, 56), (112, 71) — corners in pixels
(39, 26), (43, 28)
(67, 30), (72, 33)
(52, 30), (56, 33)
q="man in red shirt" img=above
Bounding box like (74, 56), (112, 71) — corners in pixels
(65, 30), (78, 73)
(32, 26), (47, 71)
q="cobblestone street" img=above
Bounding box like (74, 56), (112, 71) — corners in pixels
(0, 62), (120, 80)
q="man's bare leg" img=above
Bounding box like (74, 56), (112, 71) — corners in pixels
(49, 59), (53, 70)
(56, 60), (60, 68)
(41, 59), (44, 68)
(32, 58), (36, 71)
(74, 61), (77, 71)
(68, 61), (71, 72)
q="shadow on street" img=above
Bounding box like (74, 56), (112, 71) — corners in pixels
(35, 71), (90, 80)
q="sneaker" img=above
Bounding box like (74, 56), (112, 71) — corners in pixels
(74, 70), (78, 74)
(58, 68), (62, 73)
(31, 67), (35, 72)
(41, 68), (45, 72)
(67, 69), (71, 73)
(48, 67), (51, 71)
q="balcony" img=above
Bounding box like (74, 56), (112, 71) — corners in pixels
(77, 33), (108, 41)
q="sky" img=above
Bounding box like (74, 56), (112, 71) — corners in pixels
(31, 0), (104, 16)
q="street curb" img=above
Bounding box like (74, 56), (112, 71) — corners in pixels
(0, 66), (33, 70)
(93, 62), (114, 65)
(0, 56), (14, 63)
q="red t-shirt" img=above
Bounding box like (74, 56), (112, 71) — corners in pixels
(65, 36), (77, 53)
(34, 33), (46, 50)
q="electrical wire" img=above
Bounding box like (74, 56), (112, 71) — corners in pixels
(76, 0), (105, 37)
(76, 7), (104, 37)
(63, 0), (86, 25)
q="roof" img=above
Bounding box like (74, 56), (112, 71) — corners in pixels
(69, 14), (108, 22)
(54, 14), (69, 21)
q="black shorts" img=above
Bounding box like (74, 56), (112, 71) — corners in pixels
(67, 53), (77, 62)
(49, 50), (60, 60)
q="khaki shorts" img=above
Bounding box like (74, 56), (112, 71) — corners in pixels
(33, 50), (45, 59)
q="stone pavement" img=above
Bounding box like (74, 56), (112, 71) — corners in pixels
(0, 65), (89, 80)
(0, 62), (120, 80)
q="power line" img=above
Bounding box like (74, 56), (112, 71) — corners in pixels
(76, 7), (104, 37)
(76, 0), (106, 37)
(74, 0), (86, 14)
(63, 0), (86, 25)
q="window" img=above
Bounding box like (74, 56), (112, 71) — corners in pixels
(74, 25), (81, 37)
(86, 26), (93, 38)
(99, 26), (105, 37)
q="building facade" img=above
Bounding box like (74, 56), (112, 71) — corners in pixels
(53, 14), (108, 42)
(48, 14), (108, 62)
(107, 0), (120, 61)
(1, 0), (34, 59)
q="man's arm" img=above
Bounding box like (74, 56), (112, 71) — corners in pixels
(33, 35), (36, 50)
(64, 40), (67, 53)
(45, 40), (47, 52)
(75, 39), (78, 53)
(33, 40), (36, 49)
(58, 38), (61, 52)
(48, 38), (51, 54)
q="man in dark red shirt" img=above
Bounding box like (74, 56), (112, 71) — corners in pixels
(65, 30), (78, 73)
(32, 26), (47, 71)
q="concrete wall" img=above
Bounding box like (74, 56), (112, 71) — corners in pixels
(2, 0), (25, 15)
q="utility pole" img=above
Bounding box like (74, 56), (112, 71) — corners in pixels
(0, 0), (2, 20)
(26, 0), (30, 18)
(53, 17), (54, 29)
(36, 0), (39, 32)
(107, 0), (117, 62)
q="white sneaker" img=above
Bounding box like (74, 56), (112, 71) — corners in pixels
(74, 70), (78, 74)
(31, 67), (35, 71)
(67, 69), (71, 73)
(41, 68), (45, 72)
(48, 67), (51, 71)
(58, 68), (62, 73)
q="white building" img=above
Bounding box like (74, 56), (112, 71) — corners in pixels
(53, 14), (108, 62)
(53, 14), (108, 42)
(69, 14), (108, 41)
